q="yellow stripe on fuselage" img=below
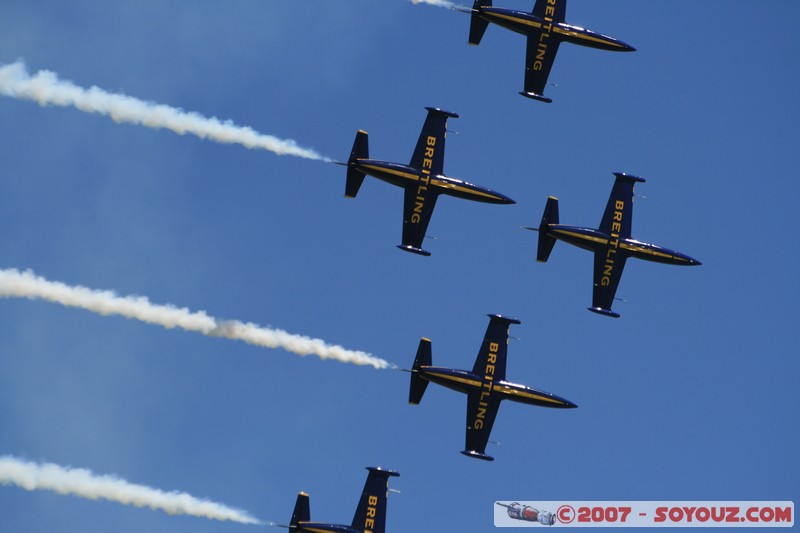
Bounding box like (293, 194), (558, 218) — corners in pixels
(552, 27), (627, 48)
(619, 243), (675, 260)
(551, 232), (688, 262)
(361, 164), (418, 182)
(486, 12), (543, 29)
(493, 384), (565, 405)
(430, 179), (504, 201)
(552, 229), (609, 246)
(424, 369), (482, 389)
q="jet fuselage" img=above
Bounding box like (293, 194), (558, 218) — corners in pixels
(417, 365), (576, 409)
(354, 159), (514, 205)
(475, 7), (635, 52)
(546, 224), (701, 266)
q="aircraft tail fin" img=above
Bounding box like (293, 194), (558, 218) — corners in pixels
(351, 467), (400, 533)
(468, 1), (490, 45)
(537, 196), (559, 262)
(409, 338), (432, 405)
(289, 492), (310, 529)
(345, 130), (369, 198)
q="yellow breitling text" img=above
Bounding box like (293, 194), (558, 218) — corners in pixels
(363, 495), (379, 533)
(532, 0), (557, 71)
(474, 341), (500, 429)
(601, 200), (624, 286)
(411, 135), (436, 223)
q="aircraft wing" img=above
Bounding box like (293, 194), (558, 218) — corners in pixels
(401, 187), (438, 253)
(471, 314), (520, 382)
(464, 392), (501, 459)
(598, 173), (645, 239)
(524, 32), (560, 99)
(409, 107), (457, 177)
(532, 0), (566, 22)
(592, 251), (627, 315)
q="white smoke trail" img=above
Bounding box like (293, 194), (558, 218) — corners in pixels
(410, 0), (461, 9)
(0, 455), (261, 524)
(0, 60), (330, 161)
(0, 268), (392, 369)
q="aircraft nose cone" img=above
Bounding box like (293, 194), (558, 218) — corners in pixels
(683, 254), (702, 266)
(491, 191), (516, 205)
(617, 39), (637, 52)
(672, 250), (701, 266)
(486, 188), (516, 205)
(551, 393), (578, 408)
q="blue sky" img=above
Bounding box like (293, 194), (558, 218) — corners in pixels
(0, 1), (798, 531)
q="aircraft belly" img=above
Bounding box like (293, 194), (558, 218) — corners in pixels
(423, 370), (480, 395)
(375, 174), (410, 189)
(551, 228), (604, 252)
(359, 163), (418, 189)
(366, 171), (413, 189)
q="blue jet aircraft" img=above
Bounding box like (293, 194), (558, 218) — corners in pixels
(532, 172), (702, 318)
(408, 314), (576, 461)
(463, 0), (635, 102)
(284, 467), (399, 533)
(342, 107), (515, 256)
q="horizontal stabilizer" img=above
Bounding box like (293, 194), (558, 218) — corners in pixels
(468, 1), (490, 45)
(345, 130), (369, 198)
(346, 167), (366, 198)
(537, 197), (559, 262)
(409, 338), (432, 404)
